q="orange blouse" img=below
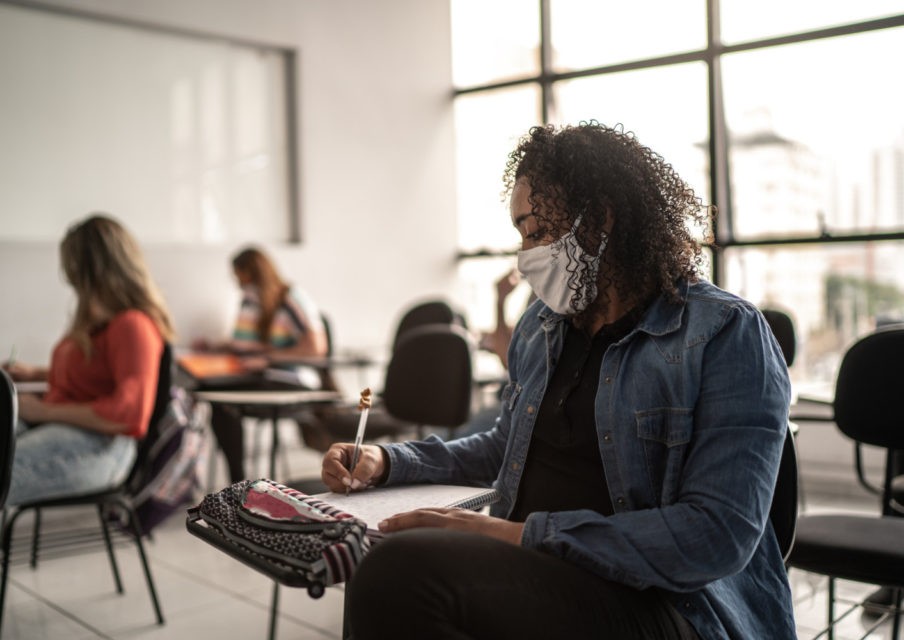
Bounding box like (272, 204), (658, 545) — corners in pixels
(44, 309), (163, 438)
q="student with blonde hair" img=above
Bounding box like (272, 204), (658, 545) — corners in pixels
(4, 214), (174, 505)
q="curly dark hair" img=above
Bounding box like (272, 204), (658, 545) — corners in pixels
(503, 121), (707, 324)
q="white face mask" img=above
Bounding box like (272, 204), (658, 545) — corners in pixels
(516, 217), (606, 315)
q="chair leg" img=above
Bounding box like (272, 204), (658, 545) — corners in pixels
(29, 508), (41, 568)
(96, 504), (124, 593)
(1, 513), (15, 638)
(252, 420), (262, 478)
(827, 577), (835, 640)
(1, 507), (27, 638)
(268, 581), (279, 640)
(892, 587), (902, 640)
(121, 501), (164, 625)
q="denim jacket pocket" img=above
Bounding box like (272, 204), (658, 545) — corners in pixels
(636, 408), (693, 505)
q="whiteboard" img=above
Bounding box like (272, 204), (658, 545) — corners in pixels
(0, 2), (295, 243)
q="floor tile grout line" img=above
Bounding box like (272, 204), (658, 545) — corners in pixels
(150, 552), (343, 637)
(7, 578), (112, 639)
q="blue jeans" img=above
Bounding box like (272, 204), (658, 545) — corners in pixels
(7, 419), (136, 506)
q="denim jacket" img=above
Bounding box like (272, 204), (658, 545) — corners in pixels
(383, 279), (795, 639)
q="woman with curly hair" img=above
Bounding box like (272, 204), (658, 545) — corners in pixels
(321, 122), (794, 639)
(4, 214), (175, 506)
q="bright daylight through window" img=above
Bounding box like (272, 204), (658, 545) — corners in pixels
(450, 0), (904, 397)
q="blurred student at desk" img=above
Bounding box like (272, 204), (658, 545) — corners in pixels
(2, 214), (174, 506)
(321, 122), (794, 640)
(457, 268), (532, 438)
(191, 246), (330, 482)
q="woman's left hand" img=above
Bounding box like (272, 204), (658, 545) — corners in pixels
(378, 507), (524, 546)
(16, 393), (48, 423)
(238, 355), (269, 371)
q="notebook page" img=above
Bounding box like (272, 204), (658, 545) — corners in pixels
(313, 484), (499, 530)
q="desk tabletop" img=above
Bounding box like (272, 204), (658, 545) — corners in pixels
(13, 381), (50, 394)
(192, 389), (343, 406)
(276, 354), (376, 369)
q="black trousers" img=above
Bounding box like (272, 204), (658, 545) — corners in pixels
(209, 403), (246, 483)
(346, 529), (699, 640)
(206, 378), (309, 483)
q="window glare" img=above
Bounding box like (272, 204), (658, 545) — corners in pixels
(724, 28), (904, 239)
(452, 3), (904, 396)
(550, 0), (707, 70)
(454, 86), (540, 252)
(721, 0), (904, 44)
(553, 62), (710, 207)
(450, 0), (539, 87)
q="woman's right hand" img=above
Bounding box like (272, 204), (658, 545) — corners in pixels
(190, 337), (211, 351)
(3, 361), (45, 382)
(496, 268), (520, 301)
(321, 443), (387, 493)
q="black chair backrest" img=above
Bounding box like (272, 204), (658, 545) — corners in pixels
(321, 312), (334, 357)
(0, 369), (17, 509)
(383, 324), (473, 428)
(128, 343), (174, 488)
(391, 300), (466, 353)
(317, 312), (340, 392)
(833, 326), (904, 451)
(761, 309), (796, 367)
(769, 427), (798, 562)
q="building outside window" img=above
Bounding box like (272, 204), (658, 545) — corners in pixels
(450, 0), (904, 397)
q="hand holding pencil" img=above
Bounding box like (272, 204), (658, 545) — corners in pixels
(346, 388), (372, 495)
(319, 388), (391, 493)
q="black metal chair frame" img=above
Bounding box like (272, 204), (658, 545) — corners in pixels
(0, 346), (174, 633)
(0, 370), (15, 513)
(787, 326), (904, 640)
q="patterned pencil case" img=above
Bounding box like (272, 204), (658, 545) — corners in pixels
(190, 479), (371, 597)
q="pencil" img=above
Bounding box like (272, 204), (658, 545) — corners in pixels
(347, 388), (372, 495)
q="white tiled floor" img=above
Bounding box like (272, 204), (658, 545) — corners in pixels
(1, 421), (900, 639)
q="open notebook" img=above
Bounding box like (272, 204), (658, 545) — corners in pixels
(313, 484), (500, 534)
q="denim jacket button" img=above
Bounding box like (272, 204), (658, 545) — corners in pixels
(616, 497), (625, 505)
(604, 376), (613, 383)
(527, 405), (535, 414)
(511, 462), (520, 471)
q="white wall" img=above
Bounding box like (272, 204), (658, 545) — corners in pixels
(0, 0), (458, 385)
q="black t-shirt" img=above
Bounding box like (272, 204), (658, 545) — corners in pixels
(510, 308), (642, 522)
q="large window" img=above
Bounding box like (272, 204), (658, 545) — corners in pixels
(451, 0), (904, 393)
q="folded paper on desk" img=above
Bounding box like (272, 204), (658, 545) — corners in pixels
(312, 484), (500, 535)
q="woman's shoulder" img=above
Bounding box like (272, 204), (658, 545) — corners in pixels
(685, 279), (759, 315)
(680, 280), (765, 339)
(284, 286), (323, 323)
(107, 309), (162, 339)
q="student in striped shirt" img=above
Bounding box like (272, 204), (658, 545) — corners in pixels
(202, 247), (329, 482)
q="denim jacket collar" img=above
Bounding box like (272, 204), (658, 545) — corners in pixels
(535, 279), (690, 339)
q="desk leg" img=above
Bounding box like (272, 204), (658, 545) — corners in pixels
(342, 586), (352, 640)
(270, 407), (279, 480)
(268, 581), (279, 640)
